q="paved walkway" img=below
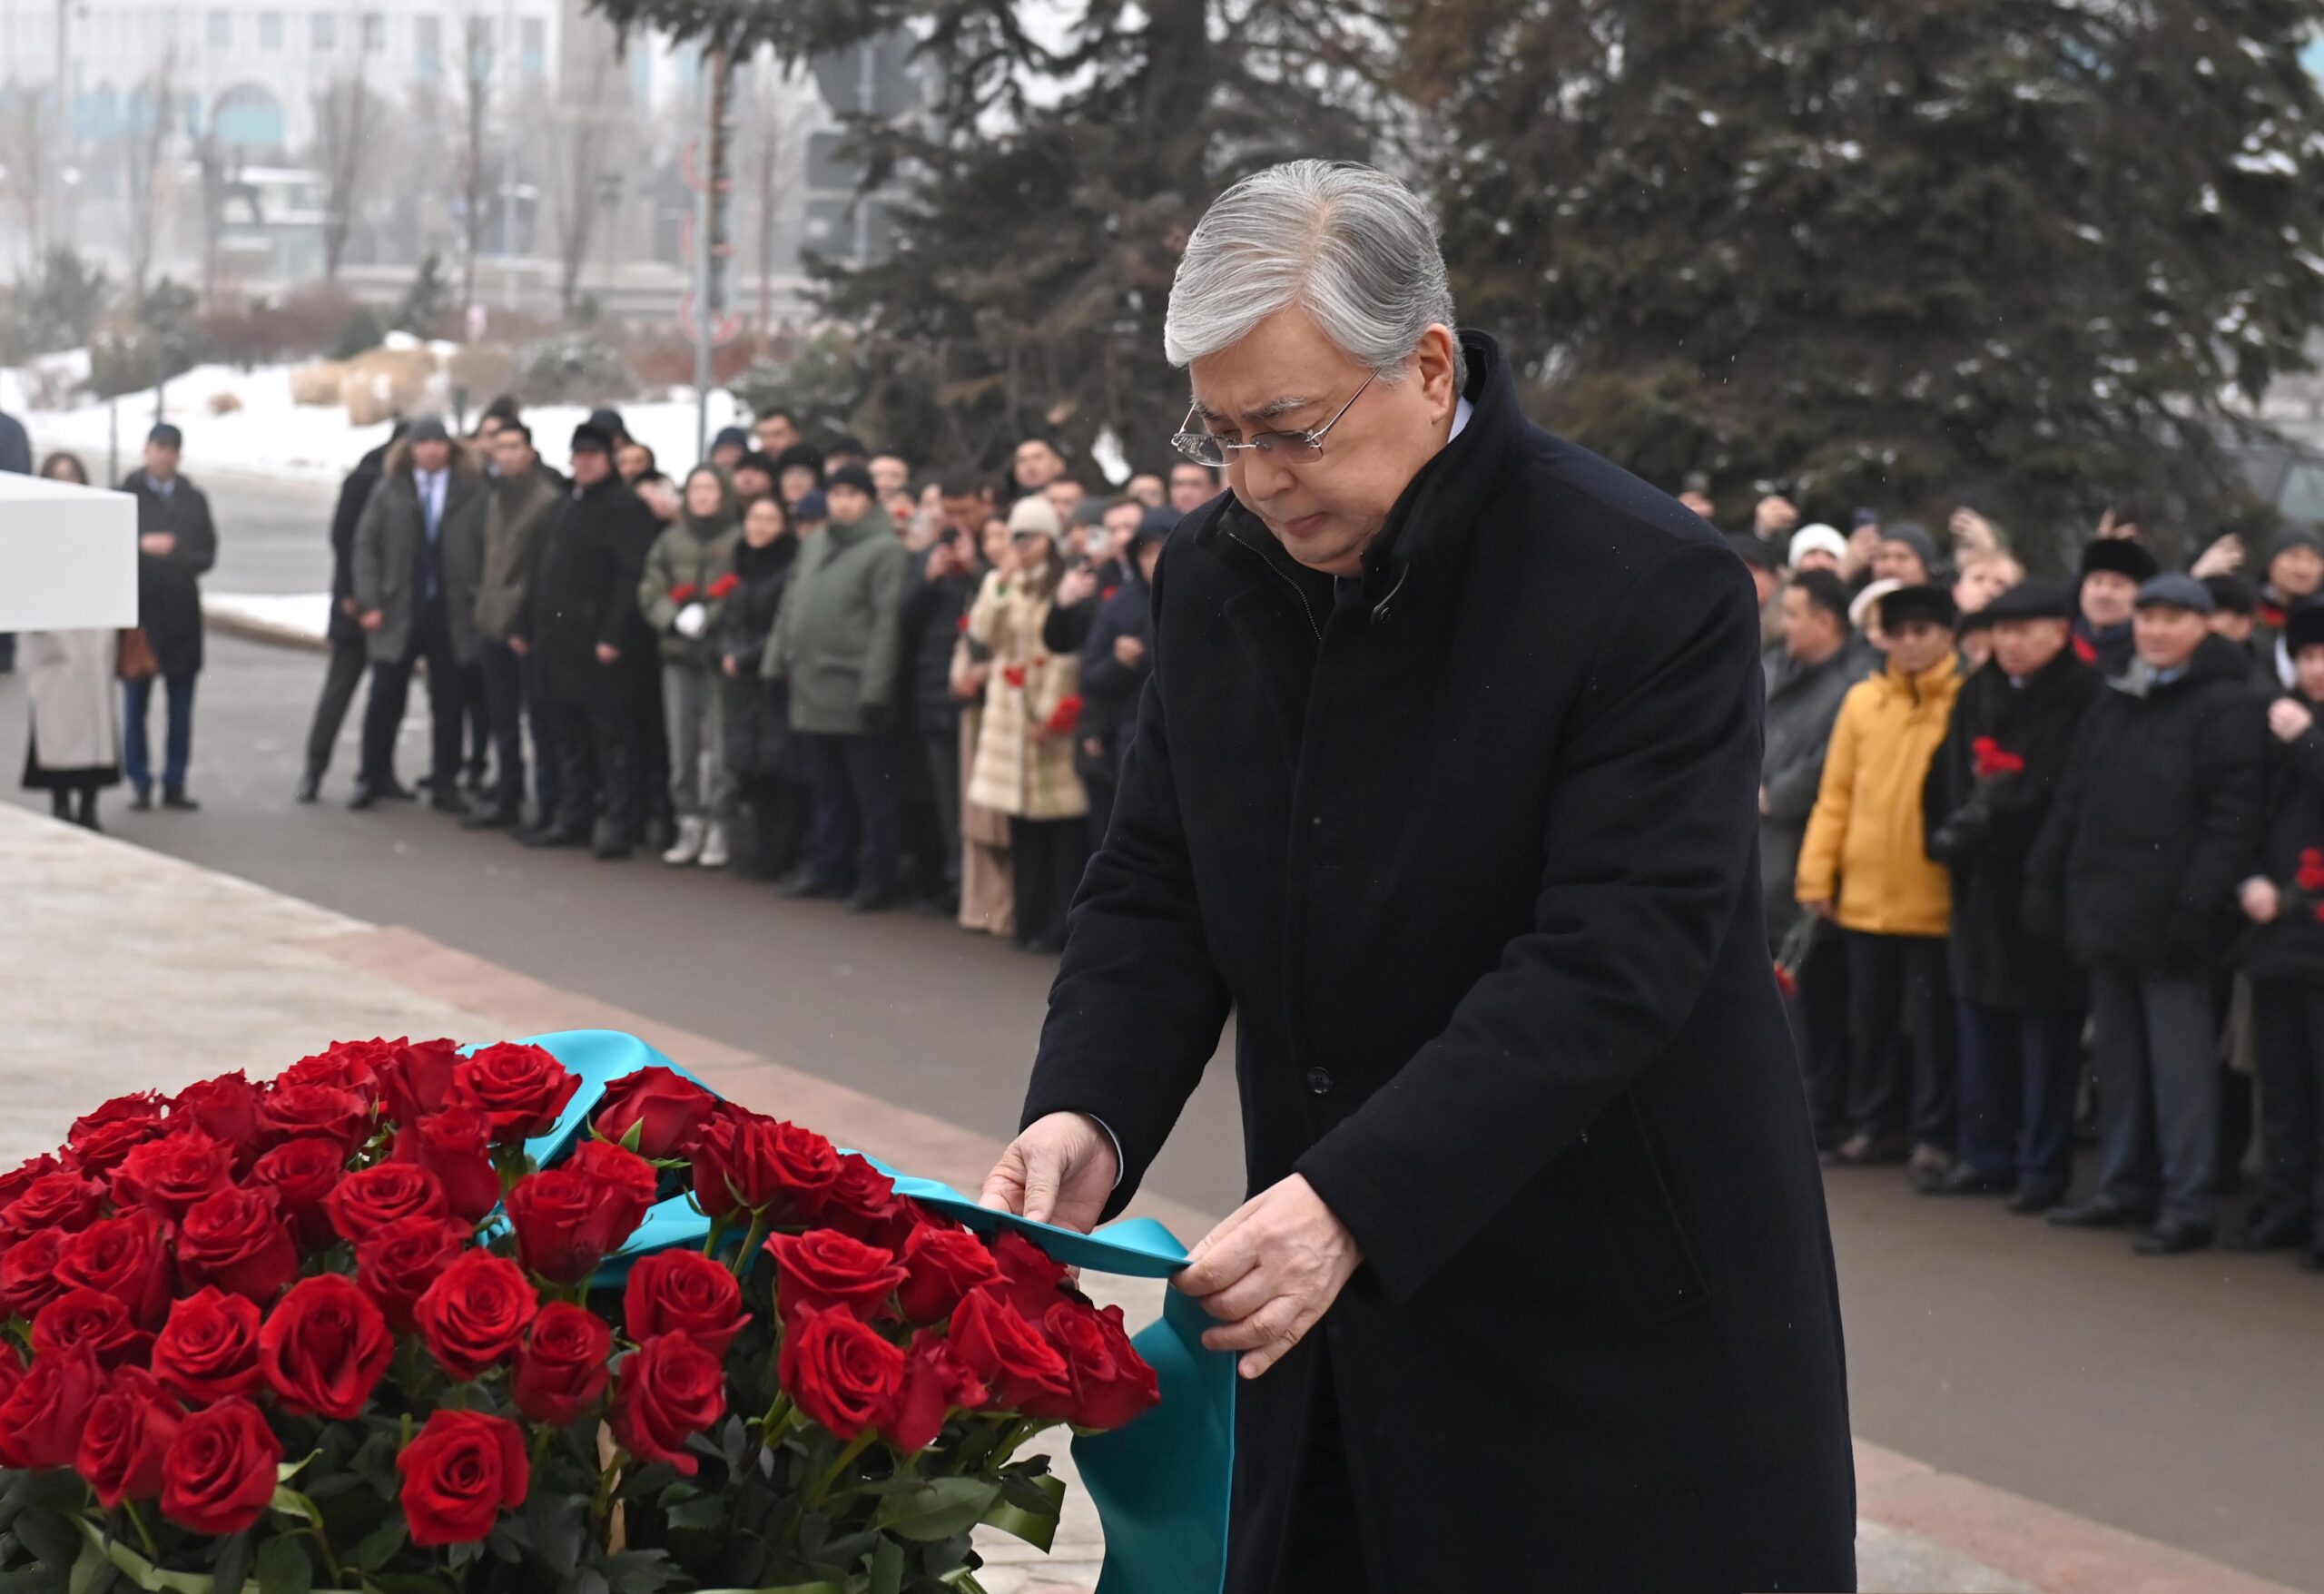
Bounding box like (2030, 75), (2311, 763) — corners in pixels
(0, 802), (2299, 1594)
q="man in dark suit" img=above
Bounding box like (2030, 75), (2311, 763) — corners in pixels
(979, 161), (1854, 1593)
(120, 423), (218, 810)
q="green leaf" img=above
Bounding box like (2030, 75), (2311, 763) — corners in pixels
(69, 1520), (215, 1594)
(347, 1518), (406, 1574)
(617, 1119), (645, 1154)
(66, 1534), (109, 1594)
(868, 1536), (904, 1594)
(251, 1539), (310, 1594)
(208, 1533), (249, 1594)
(262, 1491), (315, 1529)
(869, 1479), (1000, 1544)
(271, 1460), (313, 1489)
(979, 1470), (1065, 1552)
(361, 1575), (453, 1594)
(17, 1512), (82, 1574)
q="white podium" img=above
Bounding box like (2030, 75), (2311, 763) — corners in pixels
(0, 472), (139, 631)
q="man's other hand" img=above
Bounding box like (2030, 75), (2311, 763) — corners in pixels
(1177, 1174), (1361, 1381)
(979, 1111), (1120, 1234)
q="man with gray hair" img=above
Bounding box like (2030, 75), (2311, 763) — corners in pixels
(980, 160), (1855, 1590)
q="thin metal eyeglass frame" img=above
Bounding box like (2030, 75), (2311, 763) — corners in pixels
(1169, 369), (1381, 467)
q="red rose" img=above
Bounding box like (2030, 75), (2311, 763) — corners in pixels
(778, 1307), (903, 1441)
(250, 1136), (346, 1251)
(71, 1091), (167, 1144)
(692, 1108), (839, 1221)
(592, 1066), (720, 1158)
(897, 1222), (1003, 1324)
(0, 1155), (63, 1225)
(448, 1044), (579, 1142)
(258, 1082), (372, 1153)
(1044, 694), (1084, 735)
(610, 1333), (726, 1476)
(948, 1287), (1072, 1415)
(1043, 1300), (1157, 1431)
(56, 1210), (172, 1326)
(988, 1230), (1076, 1322)
(883, 1330), (988, 1453)
(78, 1367), (182, 1509)
(112, 1129), (238, 1219)
(816, 1154), (911, 1247)
(170, 1073), (265, 1156)
(152, 1288), (265, 1406)
(177, 1186), (301, 1302)
(398, 1410), (529, 1547)
(260, 1274), (392, 1419)
(0, 1343), (21, 1406)
(325, 1160), (450, 1243)
(66, 1117), (162, 1181)
(353, 1216), (468, 1332)
(395, 1107), (502, 1222)
(4, 1169), (106, 1235)
(0, 1342), (103, 1469)
(513, 1302), (612, 1427)
(505, 1143), (657, 1285)
(380, 1038), (466, 1126)
(763, 1229), (908, 1323)
(623, 1251), (749, 1356)
(32, 1287), (153, 1369)
(160, 1396), (281, 1535)
(0, 1229), (69, 1317)
(705, 573), (741, 601)
(280, 1038), (394, 1103)
(414, 1250), (538, 1382)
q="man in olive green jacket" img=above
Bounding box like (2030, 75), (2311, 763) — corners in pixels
(762, 463), (911, 909)
(468, 423), (564, 829)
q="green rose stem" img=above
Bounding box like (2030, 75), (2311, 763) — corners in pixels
(700, 1211), (734, 1260)
(731, 1209), (773, 1281)
(592, 1447), (630, 1521)
(757, 1392), (796, 1441)
(804, 1431), (877, 1510)
(120, 1500), (160, 1560)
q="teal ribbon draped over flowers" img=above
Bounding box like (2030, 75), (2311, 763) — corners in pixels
(510, 1030), (1233, 1594)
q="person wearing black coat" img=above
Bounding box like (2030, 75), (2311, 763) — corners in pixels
(981, 168), (1851, 1594)
(2231, 603), (2324, 1268)
(514, 425), (664, 858)
(298, 425), (403, 802)
(1922, 582), (2099, 1209)
(2069, 536), (2154, 678)
(2030, 576), (2268, 1253)
(899, 478), (994, 912)
(1070, 509), (1168, 844)
(120, 424), (219, 810)
(718, 497), (811, 881)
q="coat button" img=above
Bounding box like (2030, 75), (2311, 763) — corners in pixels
(1305, 1067), (1333, 1096)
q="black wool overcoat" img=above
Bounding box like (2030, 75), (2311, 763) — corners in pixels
(1023, 333), (1856, 1592)
(519, 476), (663, 709)
(121, 473), (218, 678)
(2243, 692), (2324, 985)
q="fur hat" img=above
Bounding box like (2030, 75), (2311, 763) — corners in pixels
(2080, 538), (2160, 585)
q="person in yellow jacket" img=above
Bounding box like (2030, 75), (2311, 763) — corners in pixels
(1797, 584), (1965, 1176)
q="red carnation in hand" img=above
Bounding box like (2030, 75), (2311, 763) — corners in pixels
(988, 1229), (1077, 1322)
(353, 1215), (469, 1332)
(258, 1082), (372, 1154)
(260, 1274), (393, 1419)
(33, 1287), (153, 1369)
(177, 1186), (301, 1302)
(5, 1168), (106, 1235)
(764, 1228), (909, 1324)
(593, 1066), (720, 1158)
(1002, 664), (1028, 688)
(151, 1288), (265, 1407)
(395, 1107), (503, 1223)
(668, 582), (699, 605)
(0, 1229), (70, 1318)
(1045, 694), (1084, 736)
(0, 1341), (103, 1470)
(414, 1250), (538, 1382)
(56, 1209), (173, 1326)
(398, 1409), (529, 1547)
(692, 1107), (839, 1222)
(1043, 1299), (1158, 1431)
(779, 1307), (904, 1441)
(160, 1396), (281, 1535)
(624, 1250), (749, 1356)
(111, 1128), (237, 1220)
(897, 1222), (1003, 1325)
(513, 1302), (612, 1427)
(379, 1038), (466, 1127)
(610, 1333), (726, 1476)
(450, 1044), (579, 1143)
(250, 1136), (348, 1251)
(948, 1286), (1073, 1415)
(2299, 847), (2324, 895)
(170, 1073), (265, 1158)
(326, 1159), (451, 1243)
(705, 573), (741, 601)
(78, 1367), (182, 1510)
(504, 1142), (658, 1284)
(883, 1330), (988, 1453)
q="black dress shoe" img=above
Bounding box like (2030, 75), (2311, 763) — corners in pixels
(518, 825), (588, 850)
(379, 777), (418, 802)
(778, 872), (851, 900)
(2046, 1195), (2155, 1229)
(1924, 1165), (2014, 1197)
(2225, 1206), (2310, 1253)
(2006, 1185), (2065, 1215)
(462, 804), (519, 831)
(428, 787), (466, 814)
(1820, 1131), (1910, 1168)
(593, 837), (635, 861)
(2132, 1218), (2214, 1256)
(162, 790), (199, 812)
(846, 888), (898, 914)
(349, 785), (380, 812)
(128, 789), (153, 812)
(295, 770), (322, 803)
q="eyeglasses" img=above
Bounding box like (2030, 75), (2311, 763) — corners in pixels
(1170, 370), (1378, 468)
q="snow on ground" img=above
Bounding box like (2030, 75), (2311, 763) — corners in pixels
(2, 357), (746, 487)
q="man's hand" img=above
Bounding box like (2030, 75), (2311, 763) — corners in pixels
(2270, 697), (2314, 743)
(1799, 896), (1833, 920)
(139, 533), (176, 557)
(2191, 534), (2247, 579)
(596, 643), (620, 664)
(2242, 877), (2282, 925)
(1114, 635), (1147, 669)
(508, 635), (529, 656)
(359, 609), (385, 632)
(723, 654), (740, 678)
(1753, 495), (1798, 538)
(1056, 566), (1099, 607)
(1948, 507), (2002, 556)
(1176, 1175), (1361, 1381)
(340, 596), (360, 618)
(979, 1112), (1121, 1235)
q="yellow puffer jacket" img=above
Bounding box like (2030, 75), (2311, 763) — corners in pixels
(1795, 653), (1963, 937)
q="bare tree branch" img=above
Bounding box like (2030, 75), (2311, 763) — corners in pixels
(122, 44), (178, 302)
(312, 64), (379, 280)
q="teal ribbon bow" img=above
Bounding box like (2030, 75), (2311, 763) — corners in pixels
(511, 1029), (1233, 1594)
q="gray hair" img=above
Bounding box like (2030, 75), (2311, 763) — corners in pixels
(1164, 160), (1463, 389)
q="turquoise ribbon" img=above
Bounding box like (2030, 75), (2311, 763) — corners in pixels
(508, 1029), (1232, 1594)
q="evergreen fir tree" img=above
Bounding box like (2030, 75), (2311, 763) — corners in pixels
(1406, 0), (2324, 561)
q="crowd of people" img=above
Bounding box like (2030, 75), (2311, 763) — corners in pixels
(1739, 493), (2324, 1269)
(290, 398), (1210, 957)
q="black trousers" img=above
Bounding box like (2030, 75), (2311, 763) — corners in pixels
(2250, 979), (2324, 1225)
(462, 664), (490, 782)
(545, 698), (645, 842)
(921, 730), (962, 894)
(522, 651), (560, 822)
(802, 731), (901, 894)
(475, 638), (528, 814)
(302, 630), (369, 780)
(358, 604), (464, 791)
(1787, 919), (1852, 1133)
(741, 774), (812, 878)
(1842, 930), (1955, 1148)
(1008, 815), (1089, 950)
